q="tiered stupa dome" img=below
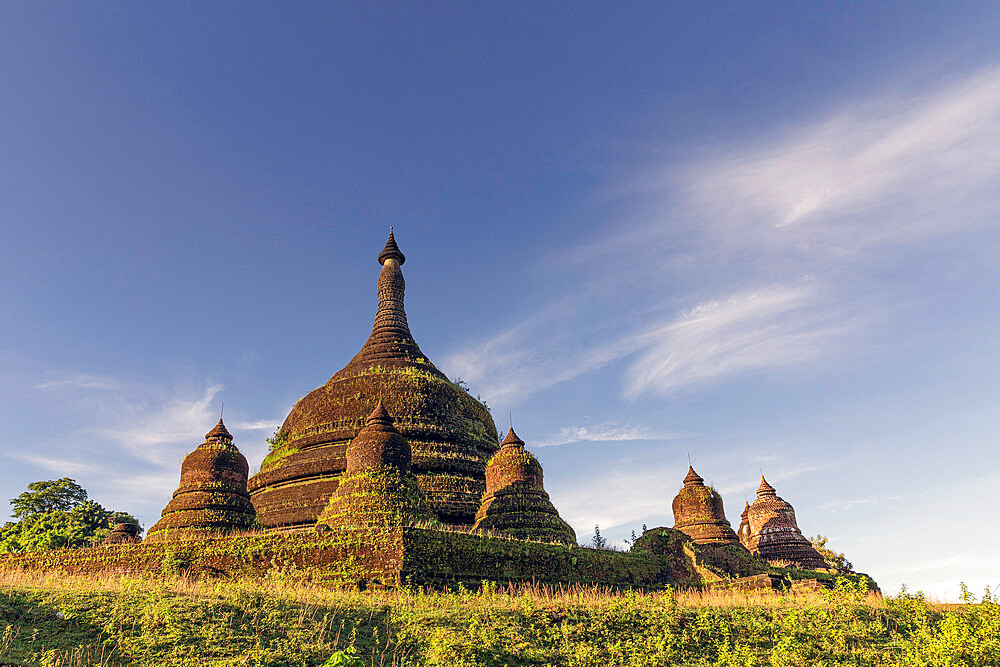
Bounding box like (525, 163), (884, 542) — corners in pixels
(670, 466), (741, 545)
(146, 419), (256, 542)
(317, 402), (432, 530)
(102, 522), (141, 545)
(249, 230), (499, 531)
(745, 476), (826, 569)
(472, 428), (576, 545)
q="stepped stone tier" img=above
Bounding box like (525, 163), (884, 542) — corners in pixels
(472, 428), (576, 545)
(745, 477), (827, 569)
(146, 420), (256, 543)
(102, 522), (141, 545)
(737, 501), (752, 547)
(249, 230), (499, 531)
(317, 402), (432, 530)
(671, 466), (741, 545)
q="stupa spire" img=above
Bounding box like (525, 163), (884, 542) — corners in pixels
(367, 400), (392, 426)
(331, 229), (445, 378)
(377, 227), (406, 265)
(500, 427), (524, 448)
(205, 418), (232, 442)
(757, 476), (777, 497)
(683, 465), (704, 487)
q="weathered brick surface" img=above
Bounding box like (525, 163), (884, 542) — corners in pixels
(317, 403), (433, 531)
(745, 477), (827, 570)
(671, 466), (741, 545)
(472, 428), (576, 545)
(146, 420), (256, 543)
(250, 231), (498, 530)
(102, 522), (141, 546)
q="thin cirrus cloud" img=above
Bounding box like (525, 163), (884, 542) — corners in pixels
(678, 64), (1000, 253)
(447, 65), (1000, 411)
(534, 423), (696, 448)
(623, 284), (856, 398)
(100, 383), (225, 467)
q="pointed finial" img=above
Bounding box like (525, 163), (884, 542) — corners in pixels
(378, 228), (406, 265)
(205, 418), (232, 441)
(757, 475), (776, 497)
(366, 400), (393, 426)
(683, 465), (704, 486)
(220, 402), (224, 420)
(500, 427), (525, 448)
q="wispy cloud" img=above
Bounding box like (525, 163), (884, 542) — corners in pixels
(447, 66), (1000, 409)
(232, 419), (281, 432)
(535, 423), (695, 448)
(102, 384), (224, 466)
(6, 453), (103, 477)
(683, 66), (1000, 247)
(818, 494), (904, 512)
(32, 374), (125, 391)
(624, 284), (853, 397)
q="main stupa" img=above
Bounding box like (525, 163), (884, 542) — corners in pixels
(249, 230), (499, 530)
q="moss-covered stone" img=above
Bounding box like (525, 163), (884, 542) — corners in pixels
(250, 232), (498, 530)
(146, 419), (256, 543)
(472, 428), (576, 546)
(671, 466), (741, 546)
(316, 403), (433, 531)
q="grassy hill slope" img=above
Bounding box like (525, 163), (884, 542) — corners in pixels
(0, 570), (996, 666)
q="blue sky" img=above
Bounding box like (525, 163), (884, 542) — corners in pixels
(2, 3), (998, 599)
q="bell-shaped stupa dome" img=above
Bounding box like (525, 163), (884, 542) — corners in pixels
(146, 419), (256, 542)
(670, 466), (740, 545)
(316, 402), (432, 530)
(472, 428), (576, 545)
(745, 476), (826, 569)
(249, 230), (498, 531)
(102, 522), (141, 546)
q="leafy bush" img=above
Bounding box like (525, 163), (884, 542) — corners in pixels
(808, 535), (854, 572)
(0, 479), (139, 554)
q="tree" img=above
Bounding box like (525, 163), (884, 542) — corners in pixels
(10, 477), (87, 519)
(808, 535), (854, 572)
(590, 524), (608, 550)
(1, 479), (140, 554)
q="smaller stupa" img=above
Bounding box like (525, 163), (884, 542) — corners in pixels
(145, 419), (256, 542)
(316, 402), (433, 530)
(472, 428), (576, 545)
(102, 522), (141, 545)
(737, 500), (752, 548)
(671, 466), (741, 545)
(745, 476), (826, 569)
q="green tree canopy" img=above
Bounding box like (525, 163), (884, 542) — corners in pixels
(10, 477), (88, 519)
(1, 478), (140, 554)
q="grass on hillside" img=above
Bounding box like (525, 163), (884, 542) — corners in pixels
(0, 569), (997, 666)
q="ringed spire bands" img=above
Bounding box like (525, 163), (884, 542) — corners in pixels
(249, 231), (499, 531)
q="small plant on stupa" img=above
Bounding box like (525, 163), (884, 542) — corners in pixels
(809, 535), (855, 572)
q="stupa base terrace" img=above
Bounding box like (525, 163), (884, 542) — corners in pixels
(0, 526), (876, 593)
